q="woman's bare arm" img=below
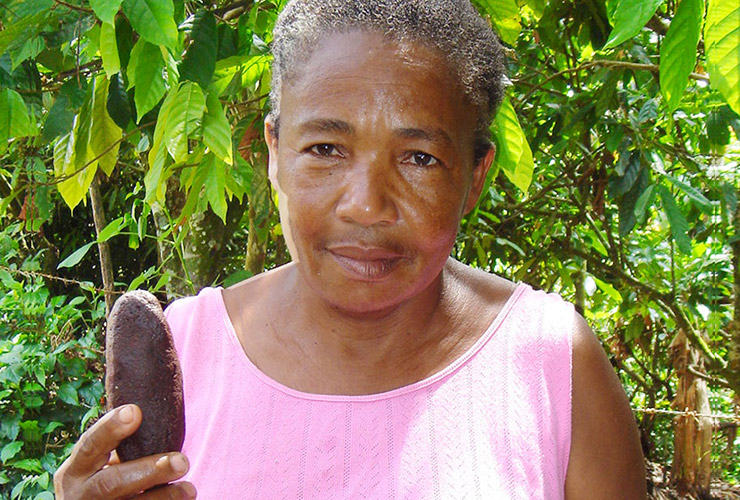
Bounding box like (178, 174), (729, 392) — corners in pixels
(565, 315), (647, 499)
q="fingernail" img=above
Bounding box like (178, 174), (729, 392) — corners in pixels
(182, 482), (197, 498)
(118, 405), (134, 423)
(171, 453), (188, 473)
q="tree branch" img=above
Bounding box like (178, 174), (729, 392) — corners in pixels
(561, 240), (728, 371)
(53, 0), (94, 14)
(522, 60), (709, 103)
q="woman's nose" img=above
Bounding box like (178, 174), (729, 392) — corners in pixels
(334, 161), (399, 227)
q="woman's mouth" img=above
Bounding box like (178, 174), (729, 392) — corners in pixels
(327, 246), (404, 281)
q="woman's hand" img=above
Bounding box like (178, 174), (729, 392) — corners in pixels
(54, 404), (196, 499)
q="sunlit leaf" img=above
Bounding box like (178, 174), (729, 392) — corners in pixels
(121, 0), (178, 50)
(57, 242), (95, 269)
(165, 82), (206, 163)
(705, 0), (740, 114)
(90, 75), (123, 176)
(203, 153), (228, 222)
(202, 91), (233, 165)
(54, 89), (99, 210)
(97, 216), (125, 242)
(604, 0), (663, 49)
(146, 88), (179, 201)
(99, 22), (121, 77)
(131, 40), (167, 120)
(91, 0), (123, 25)
(0, 89), (37, 153)
(474, 0), (521, 45)
(491, 97), (534, 193)
(594, 277), (623, 303)
(660, 0), (703, 111)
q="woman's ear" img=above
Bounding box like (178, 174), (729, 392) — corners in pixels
(463, 144), (496, 214)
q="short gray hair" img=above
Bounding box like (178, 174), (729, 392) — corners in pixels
(269, 0), (506, 162)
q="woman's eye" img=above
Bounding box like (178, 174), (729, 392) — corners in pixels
(309, 144), (339, 157)
(407, 152), (439, 167)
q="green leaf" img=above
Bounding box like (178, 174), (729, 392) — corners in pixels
(665, 174), (712, 214)
(91, 0), (124, 24)
(80, 406), (100, 432)
(99, 22), (121, 77)
(203, 91), (233, 165)
(10, 37), (45, 71)
(1, 441), (23, 463)
(203, 154), (228, 222)
(146, 88), (179, 201)
(705, 0), (740, 114)
(131, 40), (168, 120)
(637, 98), (658, 123)
(491, 97), (534, 193)
(179, 10), (218, 89)
(0, 10), (54, 56)
(660, 0), (703, 111)
(90, 75), (123, 176)
(475, 0), (521, 45)
(42, 82), (82, 141)
(165, 82), (206, 163)
(97, 216), (125, 242)
(0, 89), (37, 153)
(57, 242), (95, 269)
(13, 458), (42, 472)
(618, 167), (649, 236)
(604, 0), (663, 49)
(707, 106), (732, 145)
(594, 277), (623, 303)
(107, 73), (132, 128)
(34, 492), (54, 500)
(633, 183), (655, 223)
(658, 184), (692, 254)
(54, 87), (99, 210)
(122, 0), (178, 50)
(57, 383), (80, 405)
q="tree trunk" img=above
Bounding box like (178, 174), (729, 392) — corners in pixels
(727, 188), (740, 395)
(241, 125), (276, 276)
(89, 173), (115, 314)
(669, 330), (713, 497)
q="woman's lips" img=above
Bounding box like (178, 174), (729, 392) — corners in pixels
(327, 246), (404, 281)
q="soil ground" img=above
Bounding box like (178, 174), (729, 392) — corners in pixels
(647, 462), (740, 500)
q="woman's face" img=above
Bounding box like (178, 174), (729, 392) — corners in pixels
(267, 31), (493, 316)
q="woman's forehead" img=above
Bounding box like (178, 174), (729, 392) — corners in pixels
(277, 31), (474, 133)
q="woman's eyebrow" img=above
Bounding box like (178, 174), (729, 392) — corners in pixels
(298, 118), (354, 135)
(395, 127), (454, 147)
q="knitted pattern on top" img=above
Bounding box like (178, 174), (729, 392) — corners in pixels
(164, 283), (573, 499)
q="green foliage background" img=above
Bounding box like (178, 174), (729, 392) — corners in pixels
(0, 0), (739, 498)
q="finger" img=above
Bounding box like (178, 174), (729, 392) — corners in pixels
(84, 452), (190, 500)
(138, 482), (197, 500)
(66, 404), (142, 477)
(108, 450), (121, 466)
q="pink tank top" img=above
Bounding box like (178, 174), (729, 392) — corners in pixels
(164, 283), (573, 499)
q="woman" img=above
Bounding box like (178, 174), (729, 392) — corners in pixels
(54, 0), (647, 498)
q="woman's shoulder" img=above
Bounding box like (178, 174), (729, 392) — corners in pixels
(446, 258), (518, 306)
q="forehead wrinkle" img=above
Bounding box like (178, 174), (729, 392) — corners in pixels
(297, 118), (355, 135)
